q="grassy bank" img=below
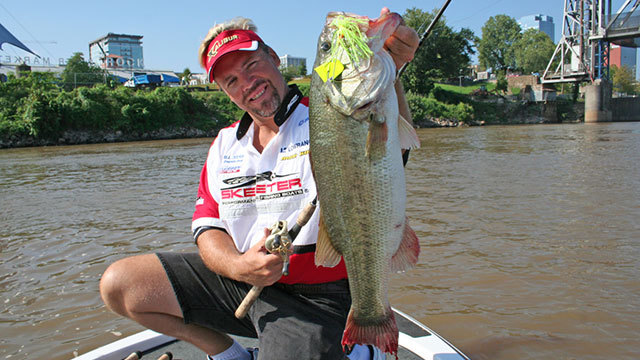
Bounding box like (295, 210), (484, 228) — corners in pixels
(0, 73), (581, 148)
(0, 73), (243, 147)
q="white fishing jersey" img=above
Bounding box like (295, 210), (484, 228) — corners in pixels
(192, 94), (347, 284)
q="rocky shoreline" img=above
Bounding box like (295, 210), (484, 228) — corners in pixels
(0, 127), (220, 149)
(416, 100), (584, 128)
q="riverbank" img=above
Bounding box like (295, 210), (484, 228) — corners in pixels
(0, 99), (586, 149)
(415, 98), (584, 128)
(0, 73), (587, 149)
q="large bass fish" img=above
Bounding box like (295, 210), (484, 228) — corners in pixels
(309, 11), (421, 356)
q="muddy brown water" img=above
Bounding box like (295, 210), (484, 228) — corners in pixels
(1, 122), (638, 359)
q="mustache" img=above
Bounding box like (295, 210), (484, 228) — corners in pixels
(243, 80), (268, 102)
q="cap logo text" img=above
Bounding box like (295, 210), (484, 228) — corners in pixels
(208, 35), (239, 59)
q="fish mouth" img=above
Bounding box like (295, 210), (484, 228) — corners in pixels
(356, 101), (374, 112)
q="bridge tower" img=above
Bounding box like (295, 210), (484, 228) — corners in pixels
(542, 0), (640, 121)
(542, 0), (610, 83)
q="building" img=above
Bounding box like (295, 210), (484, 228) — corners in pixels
(279, 54), (306, 71)
(89, 33), (144, 70)
(609, 44), (638, 79)
(518, 14), (555, 42)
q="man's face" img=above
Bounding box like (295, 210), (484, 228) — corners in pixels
(213, 48), (287, 119)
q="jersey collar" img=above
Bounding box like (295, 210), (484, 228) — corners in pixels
(236, 84), (303, 140)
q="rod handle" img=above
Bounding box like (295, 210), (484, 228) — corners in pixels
(156, 352), (172, 360)
(234, 285), (263, 319)
(123, 351), (142, 360)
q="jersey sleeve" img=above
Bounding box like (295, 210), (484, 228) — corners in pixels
(191, 158), (226, 242)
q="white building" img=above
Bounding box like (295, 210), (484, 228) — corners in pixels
(279, 54), (306, 71)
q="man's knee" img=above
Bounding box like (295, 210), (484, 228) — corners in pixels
(99, 259), (130, 316)
(100, 254), (179, 318)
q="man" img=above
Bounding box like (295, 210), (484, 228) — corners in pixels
(100, 8), (418, 360)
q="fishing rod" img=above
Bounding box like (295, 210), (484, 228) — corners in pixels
(235, 197), (318, 319)
(396, 0), (453, 80)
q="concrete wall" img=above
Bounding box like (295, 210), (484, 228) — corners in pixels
(507, 75), (539, 89)
(611, 97), (640, 121)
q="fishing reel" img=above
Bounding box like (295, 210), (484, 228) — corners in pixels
(265, 220), (292, 276)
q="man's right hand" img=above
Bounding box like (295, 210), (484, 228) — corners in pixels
(232, 228), (285, 287)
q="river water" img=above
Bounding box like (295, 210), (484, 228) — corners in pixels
(1, 122), (638, 359)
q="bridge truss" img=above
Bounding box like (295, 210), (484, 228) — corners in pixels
(542, 0), (640, 84)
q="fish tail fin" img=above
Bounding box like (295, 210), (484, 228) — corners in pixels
(398, 114), (420, 150)
(342, 307), (399, 356)
(390, 219), (420, 272)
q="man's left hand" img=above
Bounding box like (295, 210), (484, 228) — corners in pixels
(381, 7), (420, 70)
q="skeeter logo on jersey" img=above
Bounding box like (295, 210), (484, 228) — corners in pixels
(220, 171), (304, 200)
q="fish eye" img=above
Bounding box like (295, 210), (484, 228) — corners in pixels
(320, 42), (331, 52)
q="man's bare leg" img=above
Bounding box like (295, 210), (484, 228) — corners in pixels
(99, 254), (233, 355)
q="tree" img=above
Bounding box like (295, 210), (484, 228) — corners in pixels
(298, 62), (308, 77)
(478, 15), (521, 71)
(61, 52), (107, 90)
(400, 7), (476, 95)
(513, 29), (556, 74)
(495, 70), (508, 94)
(280, 66), (298, 83)
(180, 67), (192, 85)
(610, 64), (637, 95)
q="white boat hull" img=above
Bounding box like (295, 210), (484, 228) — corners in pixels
(74, 308), (469, 360)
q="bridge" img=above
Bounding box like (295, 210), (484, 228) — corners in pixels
(598, 1), (640, 47)
(542, 0), (640, 84)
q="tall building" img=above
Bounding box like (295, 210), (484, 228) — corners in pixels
(89, 33), (144, 70)
(518, 14), (555, 42)
(279, 54), (306, 70)
(610, 44), (637, 79)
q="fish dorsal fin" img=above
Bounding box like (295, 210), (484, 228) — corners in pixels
(314, 210), (342, 268)
(398, 114), (420, 150)
(390, 218), (420, 272)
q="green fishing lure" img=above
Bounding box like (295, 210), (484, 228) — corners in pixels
(314, 15), (374, 83)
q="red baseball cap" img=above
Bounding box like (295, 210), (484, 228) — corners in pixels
(205, 29), (264, 83)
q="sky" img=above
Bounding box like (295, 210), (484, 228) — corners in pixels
(0, 0), (637, 75)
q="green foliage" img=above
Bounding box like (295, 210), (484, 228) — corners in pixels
(431, 85), (469, 104)
(296, 82), (310, 98)
(478, 15), (521, 70)
(434, 82), (496, 94)
(513, 29), (556, 74)
(280, 64), (308, 82)
(192, 91), (243, 127)
(610, 64), (637, 95)
(0, 72), (61, 138)
(61, 52), (109, 90)
(400, 7), (476, 95)
(179, 68), (192, 85)
(407, 91), (474, 124)
(0, 72), (240, 142)
(495, 71), (508, 94)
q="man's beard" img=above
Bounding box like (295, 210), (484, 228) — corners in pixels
(252, 91), (281, 118)
(245, 81), (282, 118)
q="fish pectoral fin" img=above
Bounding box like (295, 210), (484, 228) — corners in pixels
(398, 114), (420, 150)
(390, 219), (420, 272)
(366, 120), (388, 158)
(314, 211), (342, 268)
